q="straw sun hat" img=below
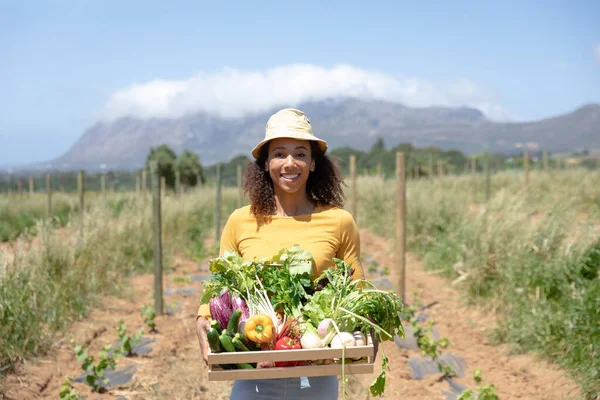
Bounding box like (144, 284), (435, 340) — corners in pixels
(251, 108), (328, 159)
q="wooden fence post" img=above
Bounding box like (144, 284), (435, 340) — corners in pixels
(101, 174), (106, 197)
(350, 155), (357, 222)
(429, 154), (433, 179)
(142, 168), (147, 194)
(46, 174), (52, 218)
(176, 171), (181, 198)
(524, 150), (530, 193)
(395, 152), (406, 301)
(484, 152), (490, 203)
(150, 161), (163, 315)
(160, 177), (166, 199)
(215, 164), (222, 243)
(237, 164), (243, 208)
(78, 170), (85, 238)
(29, 176), (34, 197)
(471, 157), (477, 204)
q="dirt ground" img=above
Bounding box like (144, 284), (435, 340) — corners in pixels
(1, 229), (581, 400)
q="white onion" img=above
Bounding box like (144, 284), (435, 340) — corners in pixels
(330, 332), (356, 348)
(300, 332), (323, 349)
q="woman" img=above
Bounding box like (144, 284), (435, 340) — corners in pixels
(196, 108), (364, 399)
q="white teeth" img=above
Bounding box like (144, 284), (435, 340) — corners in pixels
(282, 174), (299, 179)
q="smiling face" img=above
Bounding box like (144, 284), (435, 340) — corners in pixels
(266, 138), (315, 195)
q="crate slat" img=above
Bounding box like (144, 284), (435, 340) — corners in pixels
(208, 362), (375, 381)
(208, 343), (373, 364)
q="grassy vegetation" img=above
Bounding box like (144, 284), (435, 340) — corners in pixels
(0, 193), (76, 242)
(0, 187), (239, 373)
(354, 169), (600, 398)
(1, 167), (598, 397)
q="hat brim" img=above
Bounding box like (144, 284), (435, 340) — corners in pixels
(251, 131), (328, 159)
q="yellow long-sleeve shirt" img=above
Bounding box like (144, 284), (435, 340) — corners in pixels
(197, 204), (364, 318)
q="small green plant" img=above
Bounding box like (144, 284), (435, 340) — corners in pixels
(457, 369), (499, 400)
(59, 377), (82, 400)
(404, 294), (455, 379)
(116, 321), (143, 356)
(73, 341), (117, 393)
(172, 274), (192, 284)
(380, 266), (390, 276)
(141, 305), (157, 332)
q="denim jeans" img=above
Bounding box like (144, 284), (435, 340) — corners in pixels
(230, 376), (339, 400)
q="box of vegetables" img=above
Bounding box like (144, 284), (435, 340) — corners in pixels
(200, 245), (405, 396)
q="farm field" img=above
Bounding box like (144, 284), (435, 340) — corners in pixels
(1, 168), (599, 399)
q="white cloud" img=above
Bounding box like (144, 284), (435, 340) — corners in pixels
(101, 64), (511, 122)
(594, 44), (600, 65)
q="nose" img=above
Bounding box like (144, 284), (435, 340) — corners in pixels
(285, 154), (296, 166)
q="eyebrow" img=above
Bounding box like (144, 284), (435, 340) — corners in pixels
(271, 146), (309, 151)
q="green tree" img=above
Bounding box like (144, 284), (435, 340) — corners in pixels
(146, 145), (177, 188)
(175, 150), (205, 187)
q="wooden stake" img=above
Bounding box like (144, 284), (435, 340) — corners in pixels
(429, 154), (433, 179)
(142, 168), (147, 194)
(101, 174), (106, 197)
(176, 171), (181, 198)
(524, 150), (530, 193)
(215, 164), (222, 243)
(78, 170), (85, 238)
(471, 157), (477, 204)
(160, 176), (166, 198)
(350, 155), (357, 222)
(46, 174), (52, 218)
(150, 161), (163, 315)
(29, 176), (34, 197)
(484, 152), (490, 203)
(395, 152), (406, 301)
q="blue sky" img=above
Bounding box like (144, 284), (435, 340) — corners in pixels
(1, 0), (599, 166)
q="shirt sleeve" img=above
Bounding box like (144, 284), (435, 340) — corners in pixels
(336, 210), (364, 281)
(197, 210), (240, 319)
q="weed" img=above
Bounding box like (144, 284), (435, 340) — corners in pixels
(73, 342), (117, 393)
(116, 321), (143, 357)
(141, 305), (157, 332)
(58, 377), (82, 400)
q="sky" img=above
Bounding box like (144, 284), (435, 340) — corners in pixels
(1, 0), (599, 166)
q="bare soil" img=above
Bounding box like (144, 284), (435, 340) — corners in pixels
(1, 230), (581, 400)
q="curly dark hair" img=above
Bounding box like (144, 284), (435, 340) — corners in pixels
(244, 141), (346, 217)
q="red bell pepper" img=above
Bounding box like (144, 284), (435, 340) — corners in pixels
(275, 336), (301, 367)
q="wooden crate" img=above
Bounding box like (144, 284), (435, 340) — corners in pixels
(207, 334), (377, 381)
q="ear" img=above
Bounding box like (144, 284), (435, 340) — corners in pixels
(310, 160), (315, 172)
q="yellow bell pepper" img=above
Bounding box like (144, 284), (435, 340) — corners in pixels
(244, 314), (275, 344)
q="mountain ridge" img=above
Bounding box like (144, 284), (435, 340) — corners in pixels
(20, 98), (600, 171)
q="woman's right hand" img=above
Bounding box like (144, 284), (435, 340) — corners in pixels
(196, 316), (211, 366)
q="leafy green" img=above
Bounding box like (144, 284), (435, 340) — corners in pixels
(270, 244), (315, 276)
(200, 251), (260, 303)
(260, 259), (312, 318)
(370, 352), (389, 396)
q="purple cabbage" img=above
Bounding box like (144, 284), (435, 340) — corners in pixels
(231, 296), (250, 321)
(209, 290), (233, 330)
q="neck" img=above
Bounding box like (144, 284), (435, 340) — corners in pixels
(273, 189), (314, 217)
